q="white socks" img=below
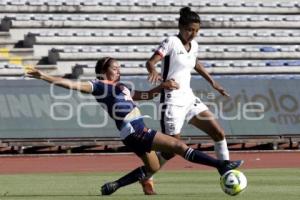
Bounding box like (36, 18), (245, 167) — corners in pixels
(214, 139), (230, 160)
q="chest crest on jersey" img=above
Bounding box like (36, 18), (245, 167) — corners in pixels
(117, 85), (133, 101)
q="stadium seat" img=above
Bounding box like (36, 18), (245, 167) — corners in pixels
(219, 32), (236, 37)
(51, 15), (68, 21)
(267, 16), (284, 21)
(28, 0), (45, 6)
(285, 16), (300, 21)
(279, 46), (298, 52)
(200, 32), (218, 37)
(261, 2), (278, 8)
(278, 2), (297, 8)
(82, 0), (99, 6)
(260, 47), (278, 52)
(6, 63), (22, 69)
(255, 32), (271, 37)
(224, 2), (241, 7)
(266, 60), (286, 66)
(9, 0), (27, 5)
(46, 0), (64, 6)
(207, 2), (224, 7)
(286, 60), (300, 66)
(64, 0), (82, 6)
(136, 0), (153, 6)
(242, 2), (259, 7)
(155, 0), (172, 6)
(248, 15), (266, 21)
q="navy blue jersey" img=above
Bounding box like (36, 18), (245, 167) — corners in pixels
(89, 80), (137, 130)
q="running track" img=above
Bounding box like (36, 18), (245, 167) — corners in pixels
(0, 151), (299, 174)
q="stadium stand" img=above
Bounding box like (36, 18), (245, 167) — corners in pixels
(0, 0), (300, 153)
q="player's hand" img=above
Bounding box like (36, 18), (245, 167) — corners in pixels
(25, 66), (43, 79)
(161, 79), (179, 90)
(212, 81), (230, 97)
(148, 70), (162, 85)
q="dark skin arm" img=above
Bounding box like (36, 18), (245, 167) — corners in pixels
(146, 53), (163, 84)
(132, 79), (179, 101)
(194, 61), (230, 97)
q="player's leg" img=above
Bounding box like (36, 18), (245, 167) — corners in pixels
(140, 104), (186, 194)
(188, 106), (230, 160)
(101, 151), (160, 195)
(139, 151), (160, 195)
(101, 129), (242, 196)
(151, 131), (242, 174)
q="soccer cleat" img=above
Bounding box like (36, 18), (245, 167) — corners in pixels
(101, 181), (119, 195)
(139, 179), (157, 195)
(218, 160), (244, 175)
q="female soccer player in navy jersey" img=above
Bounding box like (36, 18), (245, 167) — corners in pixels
(26, 57), (242, 196)
(140, 7), (232, 194)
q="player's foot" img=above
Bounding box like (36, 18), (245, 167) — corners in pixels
(218, 160), (244, 175)
(139, 179), (157, 195)
(101, 181), (119, 195)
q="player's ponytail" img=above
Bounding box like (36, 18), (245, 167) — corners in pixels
(179, 7), (200, 26)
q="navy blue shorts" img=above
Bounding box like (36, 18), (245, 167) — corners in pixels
(122, 119), (157, 157)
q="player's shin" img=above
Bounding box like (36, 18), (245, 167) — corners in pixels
(183, 147), (221, 168)
(214, 139), (230, 160)
(116, 166), (148, 188)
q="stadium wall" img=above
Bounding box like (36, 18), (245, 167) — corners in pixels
(0, 75), (299, 139)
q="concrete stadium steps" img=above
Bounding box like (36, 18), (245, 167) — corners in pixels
(0, 1), (299, 77)
(0, 47), (34, 57)
(23, 29), (300, 47)
(1, 14), (300, 30)
(47, 45), (300, 64)
(59, 59), (300, 69)
(56, 59), (300, 78)
(0, 31), (17, 47)
(0, 47), (47, 68)
(75, 64), (300, 79)
(0, 0), (299, 14)
(0, 62), (57, 76)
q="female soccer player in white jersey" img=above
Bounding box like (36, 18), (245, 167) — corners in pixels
(140, 7), (231, 194)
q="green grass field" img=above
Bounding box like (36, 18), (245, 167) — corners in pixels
(0, 168), (299, 200)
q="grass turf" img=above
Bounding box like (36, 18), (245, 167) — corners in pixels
(0, 168), (299, 200)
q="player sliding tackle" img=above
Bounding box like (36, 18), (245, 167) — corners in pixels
(25, 58), (243, 196)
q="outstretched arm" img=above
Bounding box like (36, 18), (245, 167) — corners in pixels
(26, 67), (92, 93)
(194, 61), (230, 97)
(132, 79), (179, 101)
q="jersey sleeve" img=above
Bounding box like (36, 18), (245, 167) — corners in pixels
(155, 37), (173, 57)
(88, 80), (105, 96)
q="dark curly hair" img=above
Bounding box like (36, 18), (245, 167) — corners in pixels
(179, 7), (200, 26)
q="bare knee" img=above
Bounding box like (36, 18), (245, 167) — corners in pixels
(170, 140), (187, 155)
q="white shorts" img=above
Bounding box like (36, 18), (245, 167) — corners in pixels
(161, 97), (208, 135)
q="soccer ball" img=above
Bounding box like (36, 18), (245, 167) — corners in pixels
(220, 170), (247, 196)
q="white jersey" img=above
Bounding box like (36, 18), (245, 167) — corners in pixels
(156, 36), (198, 106)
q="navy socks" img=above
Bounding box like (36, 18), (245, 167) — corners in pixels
(184, 147), (221, 168)
(116, 166), (147, 188)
